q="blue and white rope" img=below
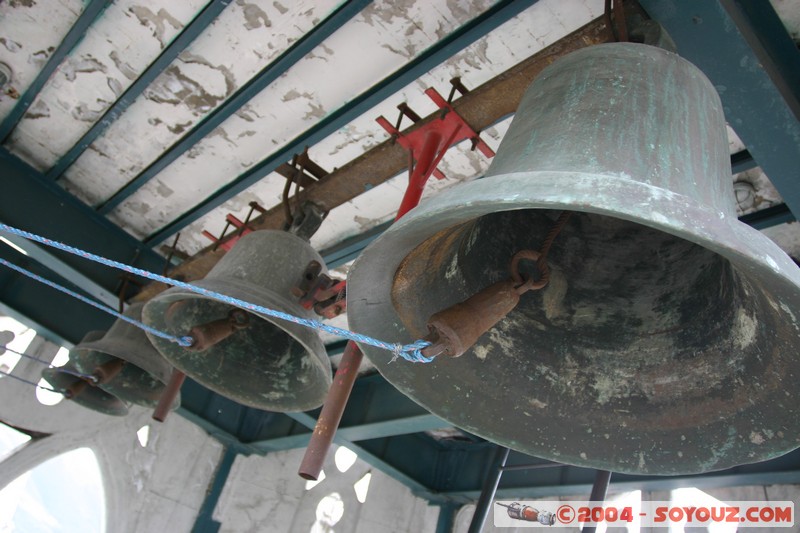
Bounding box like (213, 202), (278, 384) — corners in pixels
(0, 258), (192, 348)
(0, 223), (434, 363)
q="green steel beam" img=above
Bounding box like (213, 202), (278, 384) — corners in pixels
(641, 0), (800, 218)
(0, 245), (115, 344)
(0, 0), (108, 142)
(46, 0), (233, 181)
(192, 447), (238, 533)
(0, 232), (117, 309)
(0, 149), (165, 293)
(282, 411), (437, 498)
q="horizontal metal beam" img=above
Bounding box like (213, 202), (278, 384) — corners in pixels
(445, 469), (800, 501)
(321, 220), (392, 268)
(97, 0), (371, 214)
(731, 149), (757, 174)
(45, 0), (233, 182)
(249, 412), (447, 452)
(175, 407), (259, 456)
(740, 203), (795, 230)
(133, 14), (615, 302)
(433, 444), (800, 502)
(283, 411), (436, 498)
(142, 0), (542, 246)
(0, 0), (108, 143)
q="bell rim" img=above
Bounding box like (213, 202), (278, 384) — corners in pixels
(142, 277), (333, 411)
(353, 170), (800, 309)
(348, 170), (800, 475)
(72, 338), (174, 384)
(41, 366), (130, 416)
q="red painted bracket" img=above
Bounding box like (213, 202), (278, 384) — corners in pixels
(201, 202), (266, 251)
(376, 87), (495, 220)
(293, 261), (347, 319)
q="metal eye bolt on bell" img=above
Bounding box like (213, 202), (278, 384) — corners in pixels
(346, 42), (800, 475)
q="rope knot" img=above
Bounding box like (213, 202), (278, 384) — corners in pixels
(393, 340), (435, 363)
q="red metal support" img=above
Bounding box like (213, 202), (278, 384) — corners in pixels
(298, 341), (362, 479)
(377, 87), (495, 219)
(298, 82), (495, 481)
(201, 201), (266, 251)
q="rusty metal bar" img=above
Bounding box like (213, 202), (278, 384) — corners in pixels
(582, 470), (612, 533)
(132, 15), (614, 303)
(152, 369), (186, 423)
(297, 340), (363, 480)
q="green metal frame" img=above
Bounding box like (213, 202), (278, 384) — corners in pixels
(45, 0), (233, 182)
(0, 0), (109, 142)
(96, 0), (373, 215)
(641, 0), (800, 219)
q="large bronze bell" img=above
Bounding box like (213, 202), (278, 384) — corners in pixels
(41, 331), (130, 416)
(142, 230), (332, 411)
(73, 303), (179, 410)
(347, 43), (800, 475)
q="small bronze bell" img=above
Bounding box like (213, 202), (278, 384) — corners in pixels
(41, 331), (129, 416)
(143, 230), (332, 411)
(72, 303), (179, 410)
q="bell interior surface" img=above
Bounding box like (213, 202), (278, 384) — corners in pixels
(73, 303), (179, 409)
(142, 230), (332, 412)
(347, 43), (800, 475)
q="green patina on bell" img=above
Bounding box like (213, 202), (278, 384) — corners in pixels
(347, 43), (800, 475)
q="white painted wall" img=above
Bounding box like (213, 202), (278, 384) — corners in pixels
(2, 332), (799, 533)
(0, 332), (440, 532)
(213, 446), (440, 532)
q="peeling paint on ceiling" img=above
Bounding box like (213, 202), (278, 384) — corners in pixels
(1, 0), (799, 278)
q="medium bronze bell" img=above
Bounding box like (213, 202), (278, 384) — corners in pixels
(142, 230), (332, 411)
(41, 331), (129, 416)
(72, 303), (179, 410)
(347, 43), (800, 475)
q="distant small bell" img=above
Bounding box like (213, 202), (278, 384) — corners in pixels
(73, 303), (179, 410)
(41, 331), (129, 416)
(143, 230), (332, 411)
(347, 43), (800, 475)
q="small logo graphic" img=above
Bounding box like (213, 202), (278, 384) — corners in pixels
(495, 502), (556, 525)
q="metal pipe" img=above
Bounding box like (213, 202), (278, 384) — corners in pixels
(467, 446), (510, 533)
(298, 125), (436, 479)
(499, 462), (562, 472)
(297, 341), (363, 480)
(152, 369), (186, 422)
(435, 502), (458, 533)
(582, 470), (612, 533)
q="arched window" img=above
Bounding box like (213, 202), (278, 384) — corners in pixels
(0, 447), (105, 532)
(0, 316), (38, 377)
